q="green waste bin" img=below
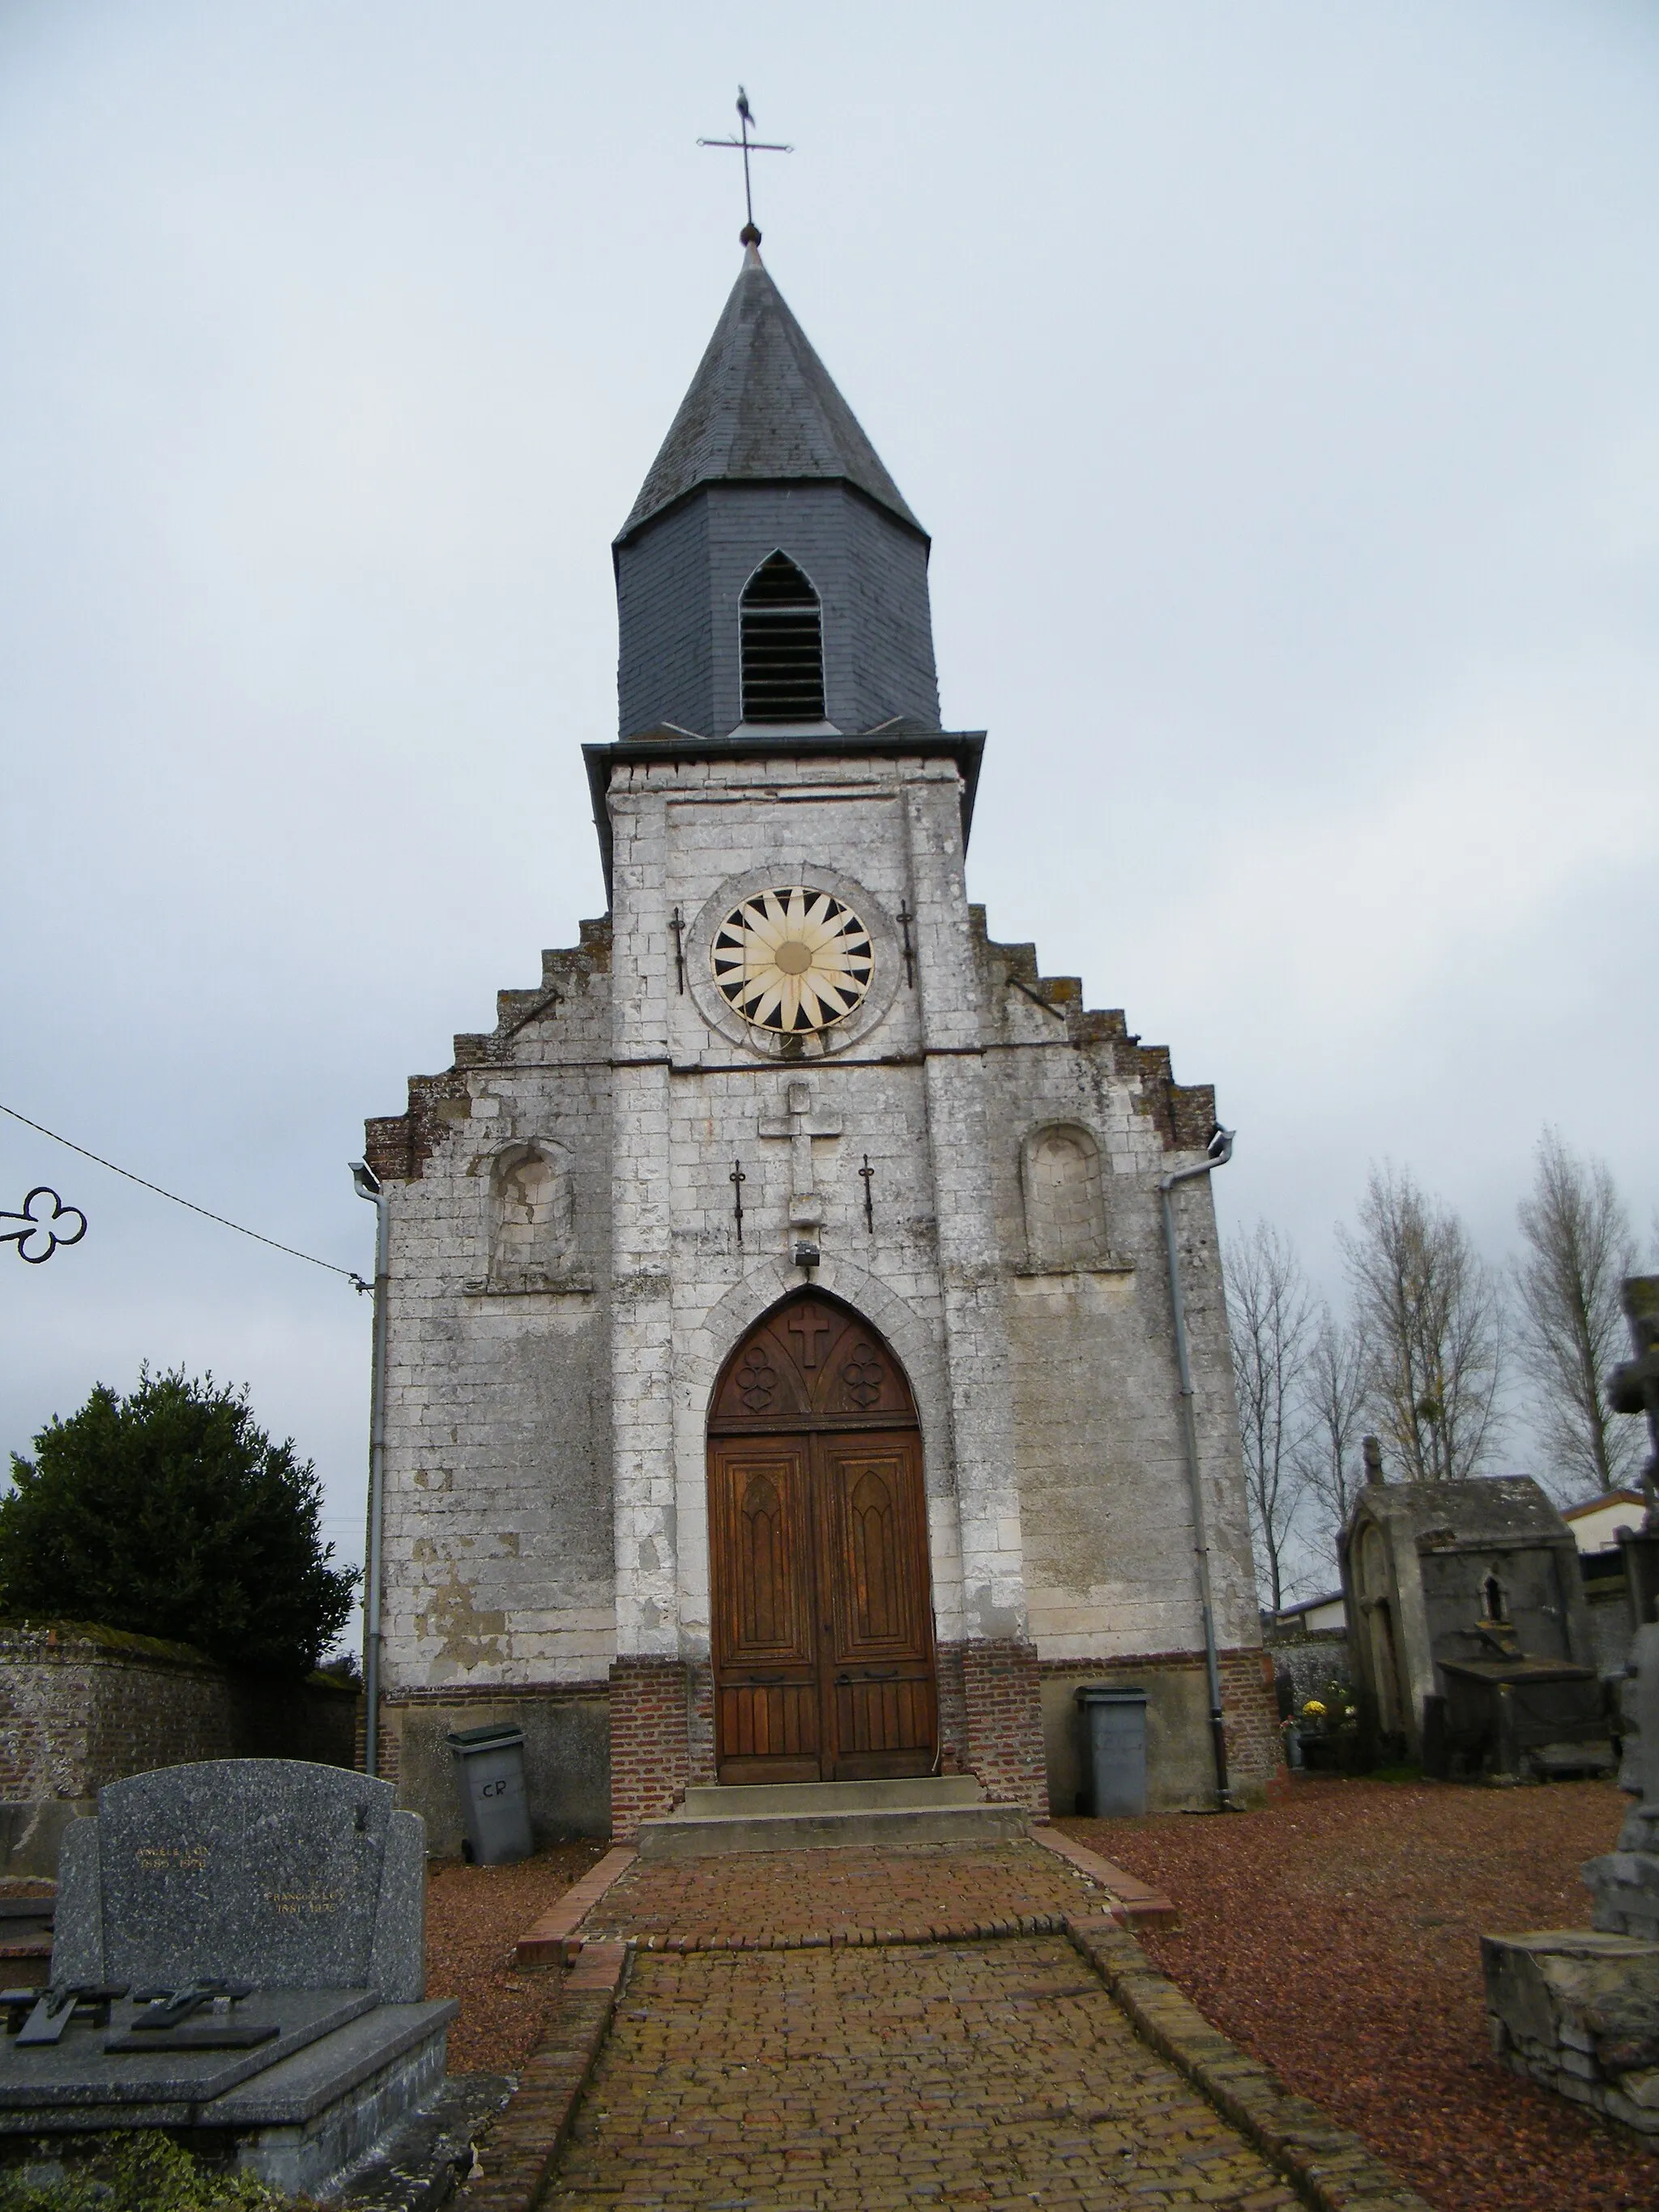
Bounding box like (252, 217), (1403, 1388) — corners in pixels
(447, 1723), (534, 1864)
(1075, 1686), (1149, 1817)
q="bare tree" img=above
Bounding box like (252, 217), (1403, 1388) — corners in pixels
(1294, 1307), (1369, 1549)
(1338, 1164), (1505, 1481)
(1224, 1221), (1316, 1612)
(1514, 1127), (1637, 1501)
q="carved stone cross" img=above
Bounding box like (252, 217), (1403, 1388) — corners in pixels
(759, 1079), (842, 1230)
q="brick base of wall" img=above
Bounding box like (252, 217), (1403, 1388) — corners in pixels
(936, 1643), (968, 1775)
(1219, 1647), (1287, 1797)
(609, 1658), (692, 1841)
(956, 1639), (1050, 1815)
(1036, 1646), (1285, 1809)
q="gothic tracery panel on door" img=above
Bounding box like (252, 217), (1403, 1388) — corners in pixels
(707, 1294), (936, 1783)
(708, 1442), (821, 1782)
(821, 1438), (935, 1777)
(710, 1297), (917, 1426)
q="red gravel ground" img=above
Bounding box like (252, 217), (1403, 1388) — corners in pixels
(424, 1841), (605, 2073)
(1062, 1776), (1651, 2212)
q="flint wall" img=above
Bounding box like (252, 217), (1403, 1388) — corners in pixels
(0, 1622), (358, 1877)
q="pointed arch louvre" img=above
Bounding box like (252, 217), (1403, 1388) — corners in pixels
(707, 1291), (936, 1783)
(740, 552), (825, 723)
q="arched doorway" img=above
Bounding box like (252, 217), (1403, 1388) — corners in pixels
(707, 1290), (938, 1784)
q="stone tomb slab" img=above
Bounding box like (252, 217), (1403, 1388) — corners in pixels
(0, 1990), (377, 2115)
(2, 1759), (453, 2197)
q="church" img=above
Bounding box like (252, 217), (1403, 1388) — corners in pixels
(362, 231), (1281, 1850)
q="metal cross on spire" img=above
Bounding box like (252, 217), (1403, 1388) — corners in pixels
(697, 86), (791, 245)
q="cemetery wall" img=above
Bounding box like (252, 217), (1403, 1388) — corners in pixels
(0, 1622), (358, 1875)
(1262, 1621), (1354, 1717)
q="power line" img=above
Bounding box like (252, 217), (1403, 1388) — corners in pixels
(0, 1102), (367, 1290)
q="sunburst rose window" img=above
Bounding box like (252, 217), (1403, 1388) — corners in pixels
(710, 887), (875, 1034)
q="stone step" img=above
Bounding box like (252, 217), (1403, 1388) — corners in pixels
(680, 1776), (985, 1818)
(636, 1778), (1027, 1860)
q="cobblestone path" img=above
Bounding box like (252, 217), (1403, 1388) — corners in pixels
(544, 1933), (1295, 2211)
(583, 1840), (1102, 1943)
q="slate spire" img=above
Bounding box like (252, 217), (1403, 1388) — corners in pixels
(612, 244), (940, 741)
(617, 243), (925, 547)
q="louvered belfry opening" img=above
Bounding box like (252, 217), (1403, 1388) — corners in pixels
(740, 552), (825, 722)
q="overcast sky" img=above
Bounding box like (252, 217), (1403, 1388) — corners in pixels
(4, 2), (1657, 1621)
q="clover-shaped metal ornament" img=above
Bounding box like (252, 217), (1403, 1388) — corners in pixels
(1, 1187), (87, 1264)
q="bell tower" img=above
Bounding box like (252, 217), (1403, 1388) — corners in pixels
(612, 239), (941, 740)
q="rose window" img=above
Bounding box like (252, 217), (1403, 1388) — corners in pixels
(710, 887), (874, 1035)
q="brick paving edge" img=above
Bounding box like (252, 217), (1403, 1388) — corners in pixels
(1064, 1913), (1433, 2212)
(458, 1942), (629, 2212)
(1030, 1819), (1181, 1928)
(620, 1910), (1073, 1951)
(514, 1847), (638, 1967)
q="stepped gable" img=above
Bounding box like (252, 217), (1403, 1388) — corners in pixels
(363, 918), (612, 1184)
(971, 906), (1218, 1151)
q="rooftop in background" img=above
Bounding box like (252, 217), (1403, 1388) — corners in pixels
(1265, 1592), (1347, 1635)
(1561, 1488), (1647, 1556)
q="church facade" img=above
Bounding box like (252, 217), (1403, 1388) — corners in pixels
(363, 240), (1281, 1848)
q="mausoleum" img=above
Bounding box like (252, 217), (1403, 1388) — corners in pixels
(362, 234), (1279, 1843)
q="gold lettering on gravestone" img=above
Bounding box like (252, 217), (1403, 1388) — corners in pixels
(263, 1889), (347, 1917)
(136, 1846), (210, 1873)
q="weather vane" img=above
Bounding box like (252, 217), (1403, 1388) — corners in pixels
(698, 86), (791, 244)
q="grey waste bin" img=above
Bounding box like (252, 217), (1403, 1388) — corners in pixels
(447, 1724), (534, 1865)
(1075, 1686), (1149, 1818)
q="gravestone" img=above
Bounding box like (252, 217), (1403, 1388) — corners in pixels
(1584, 1622), (1659, 1940)
(1481, 1630), (1659, 2133)
(51, 1758), (424, 1997)
(0, 1760), (457, 2198)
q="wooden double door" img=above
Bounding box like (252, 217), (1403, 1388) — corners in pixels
(708, 1295), (937, 1784)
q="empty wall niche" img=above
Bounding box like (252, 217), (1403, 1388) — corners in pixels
(1020, 1123), (1109, 1271)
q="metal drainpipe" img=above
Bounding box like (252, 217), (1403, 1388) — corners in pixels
(1158, 1126), (1236, 1811)
(352, 1161), (390, 1780)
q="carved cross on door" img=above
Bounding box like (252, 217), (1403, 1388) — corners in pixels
(787, 1303), (834, 1369)
(758, 1079), (842, 1229)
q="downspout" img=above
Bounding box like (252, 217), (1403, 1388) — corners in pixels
(1158, 1125), (1235, 1811)
(352, 1160), (390, 1780)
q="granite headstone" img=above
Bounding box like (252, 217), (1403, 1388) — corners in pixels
(2, 1761), (453, 2197)
(50, 1760), (424, 2002)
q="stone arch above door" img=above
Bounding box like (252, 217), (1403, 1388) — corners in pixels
(687, 1256), (949, 1486)
(710, 1289), (919, 1428)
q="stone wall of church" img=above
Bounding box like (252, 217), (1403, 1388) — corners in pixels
(966, 917), (1272, 1805)
(973, 919), (1261, 1659)
(365, 926), (620, 1724)
(366, 744), (1275, 1833)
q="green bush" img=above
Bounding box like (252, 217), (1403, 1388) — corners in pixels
(0, 1369), (357, 1677)
(0, 2131), (313, 2210)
